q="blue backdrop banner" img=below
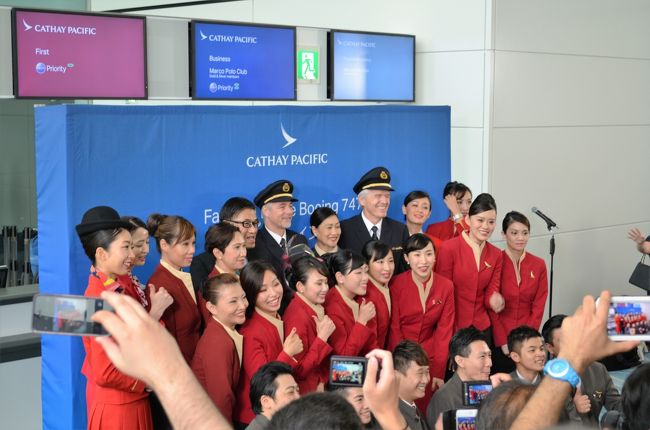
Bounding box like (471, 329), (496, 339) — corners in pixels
(35, 104), (450, 429)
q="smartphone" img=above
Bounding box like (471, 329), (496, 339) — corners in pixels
(442, 409), (477, 430)
(32, 293), (113, 336)
(329, 355), (367, 387)
(605, 296), (650, 341)
(462, 380), (492, 406)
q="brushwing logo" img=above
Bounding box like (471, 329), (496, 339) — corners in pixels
(280, 123), (297, 148)
(23, 19), (33, 31)
(200, 30), (208, 41)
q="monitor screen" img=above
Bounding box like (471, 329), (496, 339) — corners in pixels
(12, 9), (147, 99)
(331, 30), (414, 102)
(192, 21), (296, 100)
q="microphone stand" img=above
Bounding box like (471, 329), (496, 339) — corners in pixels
(547, 224), (557, 319)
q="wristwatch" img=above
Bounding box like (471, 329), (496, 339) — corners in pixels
(452, 213), (463, 222)
(543, 358), (581, 388)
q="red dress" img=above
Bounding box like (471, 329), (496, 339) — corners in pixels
(491, 251), (548, 346)
(324, 286), (378, 357)
(360, 279), (391, 349)
(426, 218), (469, 242)
(387, 270), (455, 412)
(191, 318), (241, 423)
(82, 268), (152, 430)
(147, 262), (201, 364)
(235, 310), (297, 424)
(435, 234), (503, 332)
(282, 294), (333, 394)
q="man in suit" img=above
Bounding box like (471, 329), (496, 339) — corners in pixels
(339, 167), (409, 272)
(543, 314), (622, 426)
(190, 197), (259, 292)
(393, 340), (431, 430)
(246, 362), (300, 430)
(507, 326), (546, 385)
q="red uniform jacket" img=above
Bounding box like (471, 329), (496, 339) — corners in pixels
(82, 269), (151, 429)
(426, 218), (469, 242)
(324, 287), (378, 357)
(191, 318), (240, 423)
(491, 251), (548, 346)
(235, 310), (296, 424)
(282, 295), (333, 394)
(387, 270), (455, 379)
(117, 273), (150, 311)
(436, 235), (503, 331)
(360, 280), (391, 349)
(148, 263), (201, 364)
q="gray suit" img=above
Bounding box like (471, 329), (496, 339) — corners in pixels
(399, 399), (429, 430)
(566, 361), (621, 425)
(426, 373), (464, 429)
(509, 369), (542, 386)
(245, 414), (270, 430)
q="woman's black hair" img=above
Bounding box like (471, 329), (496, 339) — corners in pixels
(146, 213), (195, 253)
(502, 211), (530, 233)
(240, 260), (281, 318)
(202, 272), (241, 305)
(204, 222), (240, 254)
(468, 193), (497, 217)
(403, 190), (431, 207)
(621, 363), (650, 430)
(309, 207), (338, 228)
(325, 249), (366, 286)
(361, 240), (391, 263)
(403, 233), (434, 255)
(443, 181), (471, 199)
(286, 256), (330, 292)
(79, 228), (125, 264)
(121, 216), (146, 233)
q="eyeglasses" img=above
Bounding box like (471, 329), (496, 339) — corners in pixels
(225, 219), (260, 229)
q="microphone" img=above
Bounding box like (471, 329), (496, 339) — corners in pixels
(531, 207), (557, 229)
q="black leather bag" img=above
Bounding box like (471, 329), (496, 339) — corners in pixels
(629, 255), (650, 292)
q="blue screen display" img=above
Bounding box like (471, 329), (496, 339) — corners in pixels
(332, 31), (414, 101)
(193, 22), (295, 100)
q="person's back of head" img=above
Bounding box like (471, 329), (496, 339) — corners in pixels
(621, 362), (650, 430)
(476, 380), (535, 430)
(268, 392), (363, 430)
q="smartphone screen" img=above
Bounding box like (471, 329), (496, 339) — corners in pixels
(455, 409), (477, 430)
(32, 294), (113, 336)
(606, 296), (650, 341)
(462, 381), (492, 406)
(329, 355), (367, 387)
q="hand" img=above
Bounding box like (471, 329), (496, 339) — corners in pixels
(283, 327), (304, 357)
(443, 194), (461, 220)
(357, 299), (376, 325)
(314, 315), (336, 341)
(501, 344), (510, 356)
(558, 291), (639, 373)
(628, 228), (645, 244)
(148, 284), (173, 321)
(363, 349), (407, 430)
(489, 292), (505, 313)
(573, 388), (591, 414)
(490, 372), (512, 388)
(431, 377), (444, 391)
(92, 291), (186, 389)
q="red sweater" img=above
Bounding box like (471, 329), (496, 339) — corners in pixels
(324, 287), (378, 357)
(191, 318), (240, 423)
(436, 235), (503, 331)
(492, 251), (548, 346)
(282, 295), (333, 394)
(360, 280), (391, 349)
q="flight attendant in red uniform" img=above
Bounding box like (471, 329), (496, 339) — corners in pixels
(76, 206), (153, 430)
(283, 256), (335, 394)
(235, 260), (303, 425)
(493, 211), (548, 369)
(191, 273), (248, 424)
(387, 233), (455, 413)
(436, 193), (505, 363)
(325, 250), (378, 357)
(426, 181), (472, 242)
(361, 240), (395, 348)
(146, 213), (200, 365)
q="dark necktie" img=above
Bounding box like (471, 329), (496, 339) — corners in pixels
(279, 237), (288, 255)
(371, 225), (379, 241)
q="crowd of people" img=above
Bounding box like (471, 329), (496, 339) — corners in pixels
(73, 166), (648, 430)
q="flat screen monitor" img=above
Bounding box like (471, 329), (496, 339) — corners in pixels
(12, 9), (147, 99)
(330, 30), (415, 102)
(191, 21), (296, 100)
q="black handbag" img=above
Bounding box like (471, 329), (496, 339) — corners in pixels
(629, 254), (650, 292)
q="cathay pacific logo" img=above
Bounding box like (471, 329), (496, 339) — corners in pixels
(200, 30), (207, 41)
(281, 122), (297, 148)
(23, 19), (33, 31)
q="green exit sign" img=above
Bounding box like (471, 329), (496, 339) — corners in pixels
(297, 49), (319, 82)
